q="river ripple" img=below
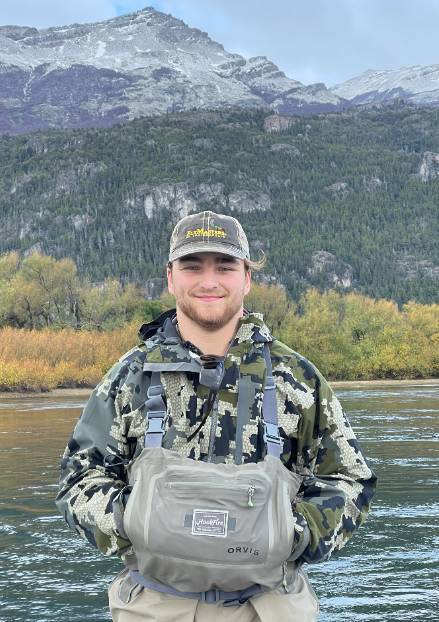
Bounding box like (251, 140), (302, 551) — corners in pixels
(0, 383), (438, 622)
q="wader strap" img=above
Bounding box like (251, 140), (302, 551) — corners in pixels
(144, 371), (167, 448)
(143, 344), (282, 456)
(261, 343), (282, 459)
(234, 373), (255, 465)
(129, 570), (262, 606)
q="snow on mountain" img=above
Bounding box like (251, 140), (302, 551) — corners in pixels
(331, 64), (439, 106)
(0, 7), (344, 134)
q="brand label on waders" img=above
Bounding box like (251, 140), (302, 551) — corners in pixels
(191, 509), (229, 537)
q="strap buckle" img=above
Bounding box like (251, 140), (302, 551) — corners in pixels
(201, 588), (221, 603)
(263, 421), (282, 447)
(145, 382), (167, 435)
(146, 414), (166, 434)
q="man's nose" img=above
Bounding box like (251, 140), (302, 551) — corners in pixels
(199, 269), (219, 289)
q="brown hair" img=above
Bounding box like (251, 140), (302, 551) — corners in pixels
(244, 252), (266, 272)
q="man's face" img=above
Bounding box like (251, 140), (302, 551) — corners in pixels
(167, 252), (251, 331)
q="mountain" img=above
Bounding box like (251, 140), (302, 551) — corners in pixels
(332, 64), (439, 106)
(0, 7), (343, 134)
(1, 106), (438, 305)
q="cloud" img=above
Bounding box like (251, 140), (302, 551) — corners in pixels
(0, 0), (118, 28)
(1, 0), (439, 85)
(149, 0), (439, 85)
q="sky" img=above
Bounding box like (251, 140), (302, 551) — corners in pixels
(1, 0), (439, 86)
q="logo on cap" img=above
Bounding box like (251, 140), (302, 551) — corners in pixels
(186, 227), (227, 239)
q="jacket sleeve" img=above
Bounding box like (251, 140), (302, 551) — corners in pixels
(291, 367), (377, 564)
(55, 353), (142, 556)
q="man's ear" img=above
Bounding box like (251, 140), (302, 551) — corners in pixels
(167, 264), (174, 295)
(244, 269), (251, 295)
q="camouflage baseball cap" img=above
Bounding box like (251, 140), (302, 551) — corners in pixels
(169, 211), (250, 262)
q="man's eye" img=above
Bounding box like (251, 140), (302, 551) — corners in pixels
(218, 266), (235, 271)
(183, 265), (200, 270)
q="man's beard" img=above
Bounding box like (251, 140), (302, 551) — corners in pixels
(177, 296), (242, 331)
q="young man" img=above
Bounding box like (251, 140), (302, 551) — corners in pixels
(56, 211), (377, 622)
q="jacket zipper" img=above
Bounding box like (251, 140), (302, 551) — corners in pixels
(207, 394), (219, 463)
(204, 337), (232, 462)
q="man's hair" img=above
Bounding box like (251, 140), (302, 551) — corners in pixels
(167, 252), (266, 272)
(244, 252), (266, 272)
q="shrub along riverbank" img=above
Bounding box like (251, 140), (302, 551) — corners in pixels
(0, 322), (138, 391)
(0, 282), (438, 392)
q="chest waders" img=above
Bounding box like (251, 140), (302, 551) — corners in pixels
(121, 343), (303, 606)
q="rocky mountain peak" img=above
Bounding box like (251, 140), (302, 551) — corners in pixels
(331, 64), (439, 107)
(0, 6), (344, 134)
(0, 25), (39, 41)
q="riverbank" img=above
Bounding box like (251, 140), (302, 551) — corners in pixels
(332, 377), (439, 388)
(1, 377), (438, 398)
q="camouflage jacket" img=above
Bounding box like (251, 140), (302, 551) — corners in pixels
(56, 310), (377, 564)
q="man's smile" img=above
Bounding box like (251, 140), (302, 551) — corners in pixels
(194, 295), (225, 302)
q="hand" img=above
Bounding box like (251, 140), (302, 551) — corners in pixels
(289, 510), (310, 561)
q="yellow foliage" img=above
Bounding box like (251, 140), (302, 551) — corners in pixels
(0, 286), (438, 390)
(245, 282), (296, 334)
(0, 322), (140, 391)
(280, 288), (439, 380)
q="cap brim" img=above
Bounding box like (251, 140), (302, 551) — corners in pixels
(169, 242), (248, 262)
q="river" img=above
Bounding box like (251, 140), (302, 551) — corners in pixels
(0, 382), (438, 622)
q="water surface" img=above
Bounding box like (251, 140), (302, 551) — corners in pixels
(0, 383), (438, 621)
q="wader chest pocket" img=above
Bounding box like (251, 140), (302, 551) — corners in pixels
(142, 470), (272, 565)
(123, 450), (300, 580)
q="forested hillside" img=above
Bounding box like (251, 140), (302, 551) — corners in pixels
(1, 103), (438, 304)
